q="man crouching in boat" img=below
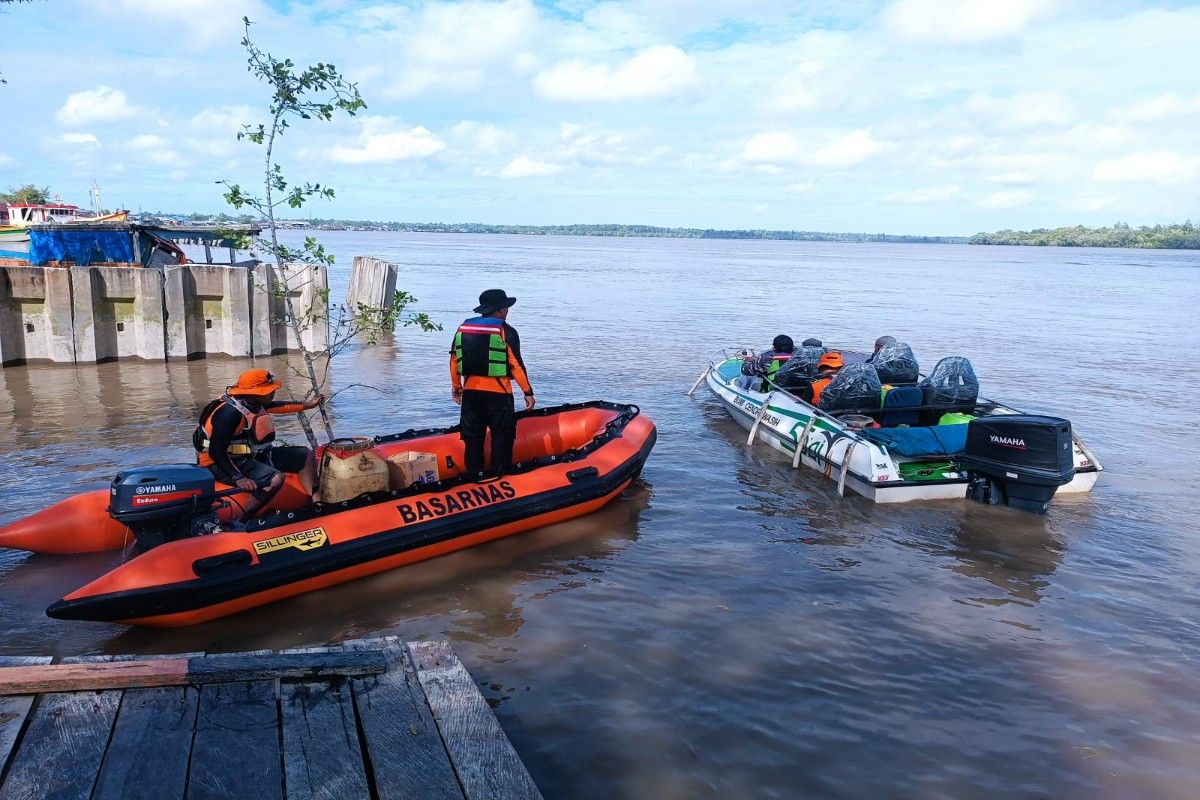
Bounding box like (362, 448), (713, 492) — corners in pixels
(193, 369), (324, 522)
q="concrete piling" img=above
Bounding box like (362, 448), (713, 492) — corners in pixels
(346, 256), (398, 317)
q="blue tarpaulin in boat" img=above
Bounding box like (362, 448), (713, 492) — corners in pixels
(858, 424), (968, 457)
(28, 229), (133, 266)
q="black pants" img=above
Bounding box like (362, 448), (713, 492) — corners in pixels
(460, 390), (515, 473)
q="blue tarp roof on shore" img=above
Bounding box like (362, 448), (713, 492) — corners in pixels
(28, 229), (134, 266)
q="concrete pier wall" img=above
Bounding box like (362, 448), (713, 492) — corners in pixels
(0, 261), (337, 367)
(165, 265), (252, 359)
(0, 267), (75, 366)
(71, 267), (167, 363)
(250, 262), (329, 356)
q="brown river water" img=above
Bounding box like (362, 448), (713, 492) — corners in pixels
(1, 233), (1198, 798)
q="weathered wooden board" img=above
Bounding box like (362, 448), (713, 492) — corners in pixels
(91, 685), (199, 800)
(0, 657), (51, 785)
(0, 656), (121, 800)
(187, 680), (282, 800)
(410, 641), (543, 800)
(0, 651), (387, 695)
(280, 680), (370, 800)
(347, 637), (465, 800)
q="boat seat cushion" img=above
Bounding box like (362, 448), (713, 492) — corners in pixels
(858, 425), (968, 457)
(880, 385), (924, 427)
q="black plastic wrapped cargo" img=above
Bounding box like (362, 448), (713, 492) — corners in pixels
(872, 341), (920, 384)
(919, 356), (979, 413)
(818, 362), (882, 412)
(774, 345), (827, 400)
(961, 415), (1075, 514)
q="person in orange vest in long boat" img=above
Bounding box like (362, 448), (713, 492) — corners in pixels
(194, 369), (324, 521)
(449, 289), (536, 474)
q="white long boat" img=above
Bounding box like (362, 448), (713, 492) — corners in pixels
(692, 349), (1102, 505)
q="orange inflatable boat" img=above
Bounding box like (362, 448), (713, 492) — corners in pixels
(0, 402), (654, 627)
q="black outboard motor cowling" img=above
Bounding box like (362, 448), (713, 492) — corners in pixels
(109, 465), (218, 549)
(962, 415), (1075, 514)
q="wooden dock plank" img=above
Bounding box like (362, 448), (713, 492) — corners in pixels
(409, 641), (543, 800)
(91, 685), (199, 800)
(0, 652), (387, 696)
(187, 680), (282, 800)
(0, 656), (121, 800)
(280, 680), (370, 800)
(346, 637), (465, 800)
(91, 653), (204, 800)
(0, 657), (51, 786)
(277, 645), (370, 800)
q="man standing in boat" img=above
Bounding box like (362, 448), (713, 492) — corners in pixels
(450, 289), (535, 474)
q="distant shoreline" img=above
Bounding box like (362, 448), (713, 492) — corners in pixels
(148, 214), (1199, 249)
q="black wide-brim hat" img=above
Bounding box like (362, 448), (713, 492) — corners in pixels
(474, 289), (517, 314)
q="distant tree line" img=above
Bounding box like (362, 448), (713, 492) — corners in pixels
(147, 214), (968, 243)
(970, 221), (1200, 249)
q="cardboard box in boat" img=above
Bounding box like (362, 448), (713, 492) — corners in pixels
(387, 452), (439, 489)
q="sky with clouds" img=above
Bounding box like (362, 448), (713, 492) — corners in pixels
(2, 0), (1198, 234)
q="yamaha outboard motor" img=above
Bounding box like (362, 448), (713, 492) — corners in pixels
(109, 465), (219, 550)
(962, 415), (1075, 514)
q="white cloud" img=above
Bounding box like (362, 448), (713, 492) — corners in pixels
(535, 45), (696, 102)
(449, 121), (511, 156)
(742, 132), (801, 164)
(1091, 151), (1200, 186)
(59, 133), (100, 146)
(1061, 195), (1117, 213)
(378, 0), (540, 98)
(327, 118), (445, 164)
(188, 105), (260, 134)
(1116, 93), (1200, 123)
(806, 129), (886, 167)
(882, 0), (1052, 44)
(741, 128), (885, 168)
(977, 189), (1034, 209)
(130, 134), (166, 149)
(108, 0), (264, 47)
(963, 91), (1075, 131)
(986, 172), (1037, 185)
(57, 86), (138, 126)
(500, 155), (563, 178)
(0, 153), (11, 167)
(884, 185), (961, 204)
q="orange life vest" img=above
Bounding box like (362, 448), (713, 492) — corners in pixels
(194, 395), (275, 467)
(810, 377), (832, 406)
